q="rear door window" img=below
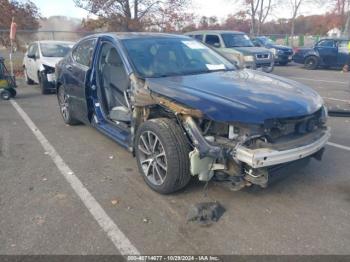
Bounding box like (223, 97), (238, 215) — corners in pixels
(72, 39), (97, 67)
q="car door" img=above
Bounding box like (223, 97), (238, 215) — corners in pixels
(32, 43), (41, 82)
(337, 40), (349, 67)
(66, 38), (97, 123)
(26, 43), (39, 81)
(315, 39), (337, 66)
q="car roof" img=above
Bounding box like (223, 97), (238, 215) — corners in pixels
(80, 32), (190, 41)
(185, 30), (245, 35)
(323, 37), (350, 41)
(32, 40), (75, 45)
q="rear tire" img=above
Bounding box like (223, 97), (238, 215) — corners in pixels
(135, 118), (191, 194)
(1, 90), (11, 100)
(304, 56), (318, 70)
(57, 84), (80, 125)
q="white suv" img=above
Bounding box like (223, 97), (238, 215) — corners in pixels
(23, 40), (74, 94)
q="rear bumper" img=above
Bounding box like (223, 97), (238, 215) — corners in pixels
(292, 55), (305, 64)
(235, 128), (331, 169)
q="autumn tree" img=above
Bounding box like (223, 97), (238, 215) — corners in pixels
(240, 0), (275, 36)
(0, 0), (40, 46)
(223, 12), (250, 33)
(74, 0), (192, 32)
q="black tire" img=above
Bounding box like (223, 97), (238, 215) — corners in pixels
(57, 84), (80, 125)
(1, 90), (11, 100)
(135, 118), (191, 194)
(304, 56), (318, 70)
(24, 68), (34, 85)
(39, 72), (50, 95)
(262, 65), (274, 73)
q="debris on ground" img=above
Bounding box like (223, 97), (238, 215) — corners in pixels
(111, 199), (119, 206)
(187, 202), (225, 226)
(143, 217), (151, 224)
(109, 155), (114, 160)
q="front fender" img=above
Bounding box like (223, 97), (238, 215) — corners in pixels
(304, 49), (320, 59)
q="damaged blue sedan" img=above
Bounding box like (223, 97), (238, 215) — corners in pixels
(56, 33), (330, 194)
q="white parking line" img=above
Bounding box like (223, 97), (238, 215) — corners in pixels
(328, 142), (350, 152)
(291, 77), (348, 85)
(10, 100), (139, 256)
(323, 97), (350, 103)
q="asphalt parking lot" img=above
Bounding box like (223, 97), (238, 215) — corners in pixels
(1, 64), (350, 255)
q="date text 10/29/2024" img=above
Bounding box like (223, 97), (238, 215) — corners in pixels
(127, 256), (221, 261)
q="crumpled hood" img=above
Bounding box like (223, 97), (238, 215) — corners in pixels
(40, 57), (64, 68)
(146, 70), (323, 124)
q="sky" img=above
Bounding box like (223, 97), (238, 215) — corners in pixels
(31, 0), (330, 21)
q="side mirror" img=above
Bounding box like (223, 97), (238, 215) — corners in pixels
(27, 54), (36, 59)
(213, 42), (221, 48)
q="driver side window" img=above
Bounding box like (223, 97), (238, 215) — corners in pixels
(28, 43), (39, 58)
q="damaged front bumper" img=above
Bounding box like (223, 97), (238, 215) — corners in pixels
(182, 115), (330, 186)
(235, 128), (330, 169)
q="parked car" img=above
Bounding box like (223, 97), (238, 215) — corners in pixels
(56, 33), (330, 194)
(293, 38), (350, 70)
(185, 30), (274, 73)
(23, 40), (74, 94)
(252, 36), (293, 66)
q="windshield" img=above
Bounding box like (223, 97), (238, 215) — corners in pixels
(122, 38), (235, 78)
(258, 37), (274, 45)
(222, 34), (254, 48)
(40, 43), (72, 57)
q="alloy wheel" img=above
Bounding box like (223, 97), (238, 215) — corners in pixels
(58, 87), (69, 121)
(138, 131), (168, 186)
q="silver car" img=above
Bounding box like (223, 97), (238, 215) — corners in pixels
(185, 30), (274, 73)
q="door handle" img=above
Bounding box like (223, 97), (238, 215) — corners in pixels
(65, 65), (73, 71)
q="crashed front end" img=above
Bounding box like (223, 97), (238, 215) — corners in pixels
(180, 106), (330, 190)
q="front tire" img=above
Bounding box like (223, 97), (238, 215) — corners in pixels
(304, 56), (318, 70)
(262, 65), (274, 73)
(57, 85), (80, 125)
(39, 72), (50, 94)
(135, 118), (191, 194)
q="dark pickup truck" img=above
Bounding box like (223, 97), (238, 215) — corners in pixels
(293, 38), (350, 69)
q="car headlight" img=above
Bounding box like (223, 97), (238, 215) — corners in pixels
(42, 64), (55, 74)
(244, 55), (254, 62)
